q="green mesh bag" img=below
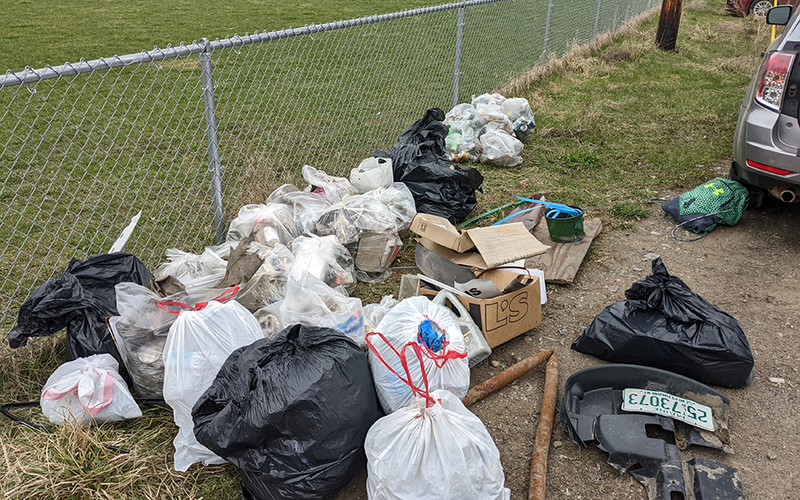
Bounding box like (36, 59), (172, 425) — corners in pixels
(662, 178), (749, 233)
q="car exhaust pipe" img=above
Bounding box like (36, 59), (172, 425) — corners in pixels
(770, 186), (800, 203)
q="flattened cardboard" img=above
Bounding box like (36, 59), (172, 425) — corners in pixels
(467, 223), (549, 268)
(526, 218), (602, 284)
(419, 270), (541, 348)
(412, 213), (550, 269)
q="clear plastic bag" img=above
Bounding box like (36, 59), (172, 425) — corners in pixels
(290, 234), (356, 288)
(266, 186), (333, 236)
(367, 297), (469, 413)
(233, 242), (294, 311)
(444, 103), (477, 123)
(40, 354), (141, 426)
(350, 157), (394, 193)
(363, 295), (399, 336)
(473, 103), (513, 132)
(273, 272), (366, 347)
(471, 92), (506, 106)
(362, 183), (416, 233)
(226, 203), (297, 246)
(364, 342), (509, 500)
(316, 194), (402, 273)
(302, 164), (359, 204)
(316, 195), (397, 246)
(502, 97), (536, 141)
(479, 127), (524, 167)
(162, 300), (264, 471)
(154, 247), (228, 282)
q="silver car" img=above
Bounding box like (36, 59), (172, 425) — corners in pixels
(732, 5), (800, 204)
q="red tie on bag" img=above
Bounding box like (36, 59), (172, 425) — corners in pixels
(156, 285), (240, 314)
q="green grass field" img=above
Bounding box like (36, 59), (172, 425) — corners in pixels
(0, 1), (774, 498)
(0, 0), (648, 325)
(0, 0), (436, 73)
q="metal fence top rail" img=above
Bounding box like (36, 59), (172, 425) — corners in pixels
(0, 0), (505, 88)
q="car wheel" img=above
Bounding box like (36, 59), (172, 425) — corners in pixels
(750, 0), (773, 17)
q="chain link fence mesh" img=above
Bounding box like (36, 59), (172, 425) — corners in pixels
(0, 0), (657, 327)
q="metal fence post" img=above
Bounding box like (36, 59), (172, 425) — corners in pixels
(594, 0), (602, 37)
(540, 0), (554, 65)
(199, 38), (226, 244)
(452, 2), (466, 108)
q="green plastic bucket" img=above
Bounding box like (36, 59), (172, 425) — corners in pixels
(545, 207), (585, 242)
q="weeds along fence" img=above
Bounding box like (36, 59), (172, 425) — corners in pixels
(0, 0), (657, 326)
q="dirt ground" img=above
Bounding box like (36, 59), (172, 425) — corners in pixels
(336, 181), (800, 500)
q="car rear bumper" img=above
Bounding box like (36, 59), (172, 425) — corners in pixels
(733, 102), (800, 190)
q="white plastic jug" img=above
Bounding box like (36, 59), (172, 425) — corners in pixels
(432, 290), (491, 368)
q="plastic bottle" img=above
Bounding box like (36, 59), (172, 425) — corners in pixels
(432, 290), (491, 368)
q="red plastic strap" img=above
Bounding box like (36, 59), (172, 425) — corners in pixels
(156, 285), (240, 314)
(365, 332), (436, 407)
(415, 332), (467, 369)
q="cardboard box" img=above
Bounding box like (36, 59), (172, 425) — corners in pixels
(410, 213), (549, 269)
(419, 269), (542, 348)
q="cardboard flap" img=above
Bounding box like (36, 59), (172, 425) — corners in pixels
(465, 223), (550, 268)
(410, 214), (475, 252)
(418, 238), (489, 269)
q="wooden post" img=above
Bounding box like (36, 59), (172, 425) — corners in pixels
(655, 0), (684, 51)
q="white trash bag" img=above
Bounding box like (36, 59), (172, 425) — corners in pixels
(367, 297), (469, 413)
(350, 157), (394, 193)
(364, 342), (510, 500)
(162, 299), (263, 471)
(40, 354), (141, 426)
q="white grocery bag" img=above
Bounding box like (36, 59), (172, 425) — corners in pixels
(40, 354), (141, 426)
(350, 157), (394, 193)
(364, 341), (510, 500)
(367, 297), (469, 413)
(162, 299), (263, 471)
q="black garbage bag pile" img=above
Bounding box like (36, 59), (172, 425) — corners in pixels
(193, 324), (382, 500)
(377, 108), (483, 223)
(572, 258), (754, 388)
(9, 253), (154, 382)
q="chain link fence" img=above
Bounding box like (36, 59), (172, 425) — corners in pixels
(0, 0), (657, 326)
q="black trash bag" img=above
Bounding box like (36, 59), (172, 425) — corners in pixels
(9, 253), (154, 382)
(192, 324), (382, 500)
(377, 108), (483, 223)
(571, 258), (754, 388)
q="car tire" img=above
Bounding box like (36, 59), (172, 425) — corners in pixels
(750, 0), (773, 17)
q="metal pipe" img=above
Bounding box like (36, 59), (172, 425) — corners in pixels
(199, 39), (226, 244)
(452, 4), (466, 109)
(594, 0), (603, 38)
(528, 352), (558, 500)
(462, 350), (553, 406)
(540, 0), (555, 65)
(771, 185), (799, 203)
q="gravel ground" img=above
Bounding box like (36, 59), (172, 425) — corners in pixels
(337, 186), (800, 500)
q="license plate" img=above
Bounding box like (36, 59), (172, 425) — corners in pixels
(621, 388), (715, 432)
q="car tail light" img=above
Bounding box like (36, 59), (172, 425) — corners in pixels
(756, 52), (794, 110)
(746, 159), (792, 175)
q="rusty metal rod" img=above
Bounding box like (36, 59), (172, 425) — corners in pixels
(462, 350), (553, 407)
(528, 351), (558, 500)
